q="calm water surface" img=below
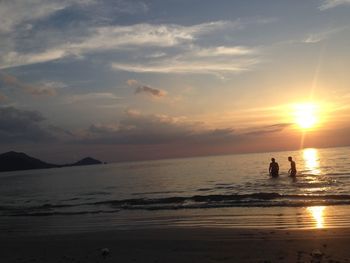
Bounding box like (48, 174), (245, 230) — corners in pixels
(1, 147), (350, 233)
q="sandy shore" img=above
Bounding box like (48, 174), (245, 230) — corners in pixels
(2, 227), (350, 263)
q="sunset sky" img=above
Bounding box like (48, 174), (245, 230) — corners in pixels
(1, 0), (350, 163)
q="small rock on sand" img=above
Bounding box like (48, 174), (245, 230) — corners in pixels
(311, 249), (323, 258)
(101, 248), (110, 258)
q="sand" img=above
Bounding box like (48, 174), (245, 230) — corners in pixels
(2, 227), (350, 263)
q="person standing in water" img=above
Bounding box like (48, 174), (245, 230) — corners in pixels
(269, 158), (279, 177)
(288, 156), (297, 177)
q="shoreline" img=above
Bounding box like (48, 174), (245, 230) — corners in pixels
(3, 205), (350, 262)
(3, 205), (350, 236)
(2, 227), (350, 262)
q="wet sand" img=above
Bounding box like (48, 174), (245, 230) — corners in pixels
(2, 227), (350, 263)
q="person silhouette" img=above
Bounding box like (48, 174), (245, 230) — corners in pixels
(269, 158), (279, 177)
(288, 156), (297, 177)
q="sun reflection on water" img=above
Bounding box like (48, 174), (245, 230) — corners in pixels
(303, 148), (320, 174)
(307, 206), (326, 228)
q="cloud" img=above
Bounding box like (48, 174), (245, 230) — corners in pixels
(112, 55), (258, 76)
(68, 23), (198, 51)
(47, 124), (75, 138)
(304, 33), (328, 44)
(193, 46), (255, 57)
(126, 79), (139, 87)
(0, 93), (7, 102)
(127, 79), (166, 98)
(77, 110), (288, 145)
(303, 27), (346, 43)
(0, 0), (66, 33)
(0, 106), (53, 143)
(0, 106), (74, 143)
(0, 0), (95, 33)
(103, 0), (148, 14)
(0, 50), (68, 69)
(319, 0), (350, 10)
(244, 123), (292, 136)
(112, 45), (258, 76)
(145, 52), (167, 58)
(40, 81), (68, 90)
(135, 86), (167, 97)
(0, 20), (240, 69)
(81, 110), (195, 144)
(68, 21), (237, 52)
(0, 72), (57, 96)
(65, 92), (122, 103)
(0, 105), (291, 157)
(210, 128), (235, 136)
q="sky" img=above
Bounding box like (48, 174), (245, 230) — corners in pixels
(0, 0), (350, 163)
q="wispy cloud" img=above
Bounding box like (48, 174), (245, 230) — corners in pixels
(127, 79), (167, 98)
(112, 60), (257, 75)
(105, 0), (148, 14)
(0, 20), (239, 69)
(39, 81), (68, 90)
(0, 0), (65, 33)
(65, 92), (122, 103)
(192, 46), (255, 57)
(319, 0), (350, 10)
(303, 27), (346, 43)
(0, 93), (8, 102)
(70, 24), (195, 50)
(0, 49), (67, 69)
(0, 0), (95, 33)
(112, 46), (258, 76)
(0, 72), (57, 96)
(244, 123), (292, 136)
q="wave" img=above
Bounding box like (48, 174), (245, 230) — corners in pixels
(94, 193), (350, 205)
(8, 210), (121, 217)
(325, 172), (350, 176)
(3, 193), (350, 216)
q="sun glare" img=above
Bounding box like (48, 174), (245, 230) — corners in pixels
(307, 206), (326, 229)
(303, 148), (320, 174)
(293, 103), (319, 130)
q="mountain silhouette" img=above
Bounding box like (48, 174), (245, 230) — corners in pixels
(68, 157), (102, 166)
(0, 151), (103, 172)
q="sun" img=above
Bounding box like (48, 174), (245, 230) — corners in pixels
(293, 103), (318, 129)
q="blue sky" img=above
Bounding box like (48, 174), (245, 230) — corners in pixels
(1, 0), (350, 162)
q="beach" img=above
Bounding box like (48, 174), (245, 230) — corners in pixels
(2, 205), (350, 263)
(2, 148), (350, 262)
(2, 227), (350, 263)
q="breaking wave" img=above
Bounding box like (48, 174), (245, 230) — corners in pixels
(3, 193), (350, 216)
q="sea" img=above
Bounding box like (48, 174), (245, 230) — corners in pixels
(1, 146), (350, 235)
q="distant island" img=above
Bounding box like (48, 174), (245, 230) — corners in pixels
(0, 151), (104, 172)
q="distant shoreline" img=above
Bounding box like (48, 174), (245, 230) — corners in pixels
(0, 151), (104, 173)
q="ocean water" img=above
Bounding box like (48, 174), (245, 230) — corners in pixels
(1, 146), (350, 233)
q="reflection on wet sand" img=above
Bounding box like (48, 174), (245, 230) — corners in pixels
(307, 206), (326, 229)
